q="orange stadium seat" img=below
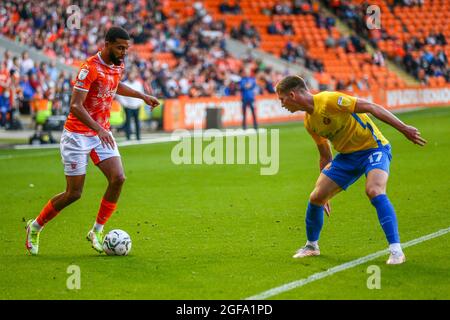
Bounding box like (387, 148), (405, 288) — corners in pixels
(216, 0), (420, 90)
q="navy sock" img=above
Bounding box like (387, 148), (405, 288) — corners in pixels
(305, 202), (324, 242)
(371, 194), (400, 244)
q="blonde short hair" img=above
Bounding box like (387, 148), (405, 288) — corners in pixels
(275, 75), (308, 94)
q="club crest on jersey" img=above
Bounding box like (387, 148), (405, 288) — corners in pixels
(337, 96), (351, 107)
(71, 163), (77, 169)
(78, 69), (89, 80)
(323, 117), (331, 125)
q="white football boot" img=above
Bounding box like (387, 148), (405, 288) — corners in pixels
(25, 220), (40, 255)
(386, 250), (406, 265)
(293, 244), (320, 258)
(86, 229), (104, 253)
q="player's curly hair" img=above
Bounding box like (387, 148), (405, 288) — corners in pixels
(105, 26), (130, 42)
(275, 75), (308, 94)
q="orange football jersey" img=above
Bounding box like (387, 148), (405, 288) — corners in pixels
(65, 52), (124, 136)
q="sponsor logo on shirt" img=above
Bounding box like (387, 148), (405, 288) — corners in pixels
(78, 69), (89, 80)
(97, 89), (117, 99)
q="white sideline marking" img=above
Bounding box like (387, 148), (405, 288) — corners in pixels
(245, 226), (450, 300)
(2, 129), (261, 159)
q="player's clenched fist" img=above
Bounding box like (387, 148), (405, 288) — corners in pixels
(143, 94), (160, 109)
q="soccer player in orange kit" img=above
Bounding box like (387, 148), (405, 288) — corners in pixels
(25, 27), (160, 255)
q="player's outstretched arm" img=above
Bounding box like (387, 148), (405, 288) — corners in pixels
(354, 99), (427, 146)
(70, 88), (115, 149)
(116, 82), (160, 109)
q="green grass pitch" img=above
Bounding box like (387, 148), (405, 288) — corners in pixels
(0, 107), (449, 299)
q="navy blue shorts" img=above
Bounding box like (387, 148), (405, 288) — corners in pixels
(322, 144), (392, 190)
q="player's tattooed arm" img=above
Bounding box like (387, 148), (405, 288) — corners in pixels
(354, 98), (427, 146)
(70, 89), (115, 149)
(116, 82), (160, 109)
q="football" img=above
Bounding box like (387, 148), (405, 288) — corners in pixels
(103, 229), (132, 256)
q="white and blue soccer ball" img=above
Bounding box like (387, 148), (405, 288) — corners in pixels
(103, 229), (132, 256)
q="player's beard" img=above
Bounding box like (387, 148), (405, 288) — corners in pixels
(110, 52), (123, 66)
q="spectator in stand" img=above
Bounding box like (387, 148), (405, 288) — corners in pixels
(10, 56), (20, 76)
(0, 61), (11, 129)
(356, 75), (371, 91)
(435, 50), (448, 69)
(292, 0), (304, 14)
(259, 68), (277, 94)
(1, 0), (290, 101)
(239, 68), (258, 130)
(324, 0), (448, 84)
(282, 21), (295, 35)
(421, 49), (434, 73)
(117, 69), (145, 141)
(314, 11), (327, 29)
(373, 49), (385, 67)
(268, 20), (285, 35)
(417, 68), (428, 85)
(219, 0), (241, 14)
(292, 0), (313, 14)
(325, 30), (336, 48)
(350, 34), (365, 53)
(8, 69), (22, 129)
(395, 0), (424, 7)
(224, 79), (239, 96)
(335, 78), (347, 90)
(47, 60), (59, 82)
(54, 71), (72, 115)
(325, 15), (336, 30)
(231, 21), (261, 49)
(19, 73), (35, 114)
(272, 2), (292, 15)
(20, 51), (34, 76)
(3, 51), (14, 71)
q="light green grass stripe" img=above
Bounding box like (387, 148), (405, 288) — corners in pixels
(245, 226), (450, 300)
(0, 151), (58, 160)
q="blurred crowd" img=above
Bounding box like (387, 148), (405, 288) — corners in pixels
(0, 0), (285, 104)
(1, 0), (448, 127)
(230, 21), (261, 49)
(326, 0), (449, 84)
(280, 41), (324, 73)
(262, 0), (321, 16)
(0, 50), (72, 129)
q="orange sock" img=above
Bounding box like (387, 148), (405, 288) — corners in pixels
(96, 198), (117, 225)
(36, 200), (60, 226)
